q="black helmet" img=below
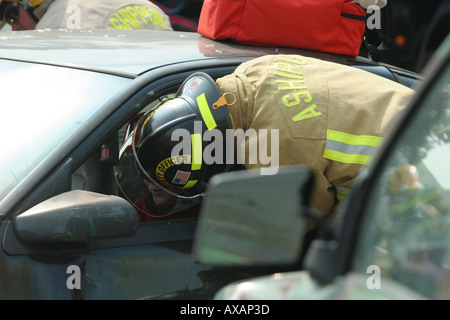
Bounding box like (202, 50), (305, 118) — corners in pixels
(128, 72), (234, 199)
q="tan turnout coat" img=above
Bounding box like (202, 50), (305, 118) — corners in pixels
(34, 0), (173, 31)
(216, 54), (414, 218)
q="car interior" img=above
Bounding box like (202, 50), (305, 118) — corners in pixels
(69, 91), (178, 220)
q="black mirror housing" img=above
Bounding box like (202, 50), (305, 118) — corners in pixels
(13, 190), (139, 243)
(193, 166), (316, 268)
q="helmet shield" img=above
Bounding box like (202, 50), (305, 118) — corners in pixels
(115, 115), (202, 217)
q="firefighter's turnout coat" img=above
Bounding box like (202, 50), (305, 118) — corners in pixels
(34, 0), (173, 31)
(216, 54), (414, 218)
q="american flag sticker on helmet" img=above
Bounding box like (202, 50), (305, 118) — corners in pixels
(188, 78), (203, 94)
(172, 170), (191, 185)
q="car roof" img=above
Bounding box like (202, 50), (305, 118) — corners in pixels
(0, 29), (421, 82)
(0, 29), (303, 77)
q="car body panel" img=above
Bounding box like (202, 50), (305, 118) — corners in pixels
(1, 218), (206, 299)
(0, 29), (351, 77)
(214, 270), (427, 300)
(0, 29), (422, 81)
(1, 30), (211, 77)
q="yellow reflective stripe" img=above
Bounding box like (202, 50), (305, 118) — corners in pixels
(197, 93), (217, 130)
(327, 130), (383, 147)
(392, 187), (440, 215)
(183, 180), (198, 189)
(336, 186), (351, 201)
(324, 130), (384, 165)
(191, 133), (202, 170)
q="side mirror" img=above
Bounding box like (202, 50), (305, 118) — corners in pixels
(13, 190), (138, 243)
(193, 166), (315, 267)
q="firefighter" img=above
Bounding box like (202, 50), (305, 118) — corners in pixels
(0, 0), (173, 31)
(124, 54), (414, 221)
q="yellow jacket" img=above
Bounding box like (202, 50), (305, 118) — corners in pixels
(216, 54), (414, 218)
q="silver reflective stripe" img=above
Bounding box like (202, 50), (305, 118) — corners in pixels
(323, 129), (383, 165)
(325, 139), (379, 156)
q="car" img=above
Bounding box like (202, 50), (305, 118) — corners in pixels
(0, 28), (421, 300)
(193, 33), (450, 300)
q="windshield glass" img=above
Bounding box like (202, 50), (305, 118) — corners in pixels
(354, 56), (450, 299)
(0, 60), (130, 200)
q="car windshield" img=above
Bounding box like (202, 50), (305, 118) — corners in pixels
(0, 60), (130, 200)
(353, 52), (450, 298)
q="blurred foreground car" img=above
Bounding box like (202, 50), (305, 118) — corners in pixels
(193, 34), (450, 300)
(0, 29), (420, 299)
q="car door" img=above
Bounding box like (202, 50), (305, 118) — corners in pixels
(0, 66), (245, 300)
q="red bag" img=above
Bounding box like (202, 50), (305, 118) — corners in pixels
(197, 0), (367, 57)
